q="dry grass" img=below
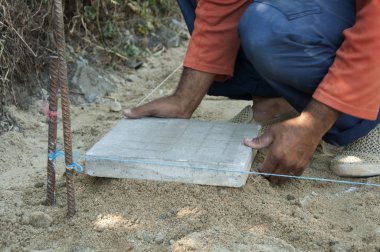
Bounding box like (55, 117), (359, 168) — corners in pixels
(0, 0), (51, 111)
(0, 0), (180, 112)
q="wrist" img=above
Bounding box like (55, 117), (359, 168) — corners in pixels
(300, 99), (340, 136)
(172, 68), (215, 116)
(168, 94), (194, 118)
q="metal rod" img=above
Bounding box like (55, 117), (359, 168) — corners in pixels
(53, 0), (76, 217)
(46, 56), (59, 206)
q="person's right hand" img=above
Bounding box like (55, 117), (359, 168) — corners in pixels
(244, 99), (340, 185)
(124, 95), (192, 119)
(124, 68), (215, 120)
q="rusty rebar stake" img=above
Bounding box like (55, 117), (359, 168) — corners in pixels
(52, 0), (76, 217)
(46, 56), (59, 206)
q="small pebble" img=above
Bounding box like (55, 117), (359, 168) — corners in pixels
(154, 232), (166, 244)
(0, 201), (6, 217)
(122, 211), (129, 218)
(329, 240), (338, 246)
(29, 211), (53, 228)
(298, 195), (313, 208)
(143, 234), (153, 242)
(218, 189), (228, 196)
(291, 210), (308, 220)
(342, 225), (353, 233)
(14, 200), (24, 207)
(286, 194), (296, 201)
(290, 234), (300, 242)
(330, 243), (351, 252)
(94, 225), (106, 232)
(109, 101), (122, 112)
(58, 181), (66, 188)
(20, 215), (29, 225)
(159, 213), (169, 220)
(169, 239), (175, 245)
(41, 88), (48, 96)
(34, 182), (44, 188)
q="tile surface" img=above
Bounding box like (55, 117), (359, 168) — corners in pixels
(85, 118), (260, 187)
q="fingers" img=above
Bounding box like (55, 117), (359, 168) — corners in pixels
(244, 130), (274, 150)
(271, 166), (305, 185)
(260, 152), (284, 184)
(260, 145), (301, 184)
(270, 169), (290, 185)
(245, 128), (284, 183)
(124, 102), (156, 119)
(124, 97), (175, 119)
(260, 167), (290, 185)
(260, 156), (305, 185)
(124, 96), (193, 119)
(124, 109), (139, 119)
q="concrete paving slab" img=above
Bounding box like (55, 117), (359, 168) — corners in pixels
(85, 118), (260, 187)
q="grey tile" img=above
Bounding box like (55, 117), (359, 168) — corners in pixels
(85, 118), (260, 187)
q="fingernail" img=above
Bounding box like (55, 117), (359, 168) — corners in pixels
(124, 110), (134, 118)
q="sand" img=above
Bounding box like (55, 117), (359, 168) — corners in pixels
(1, 46), (379, 252)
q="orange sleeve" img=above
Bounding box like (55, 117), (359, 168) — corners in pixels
(183, 0), (252, 80)
(313, 0), (380, 120)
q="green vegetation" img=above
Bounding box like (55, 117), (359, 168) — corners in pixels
(0, 0), (181, 109)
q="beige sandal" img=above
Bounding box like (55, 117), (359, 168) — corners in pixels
(330, 125), (380, 177)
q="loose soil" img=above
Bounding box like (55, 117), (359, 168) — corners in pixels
(1, 46), (379, 252)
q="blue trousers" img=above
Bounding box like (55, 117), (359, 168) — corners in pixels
(177, 0), (380, 146)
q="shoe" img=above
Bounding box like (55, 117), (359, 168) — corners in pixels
(330, 125), (380, 177)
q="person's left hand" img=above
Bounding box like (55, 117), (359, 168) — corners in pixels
(244, 99), (340, 184)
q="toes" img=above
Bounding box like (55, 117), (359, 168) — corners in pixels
(124, 108), (144, 118)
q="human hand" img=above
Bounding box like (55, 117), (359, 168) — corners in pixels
(124, 95), (193, 119)
(244, 117), (321, 184)
(244, 99), (340, 184)
(124, 68), (215, 119)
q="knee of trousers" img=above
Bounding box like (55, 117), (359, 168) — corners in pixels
(237, 2), (339, 94)
(176, 0), (197, 34)
(238, 4), (294, 82)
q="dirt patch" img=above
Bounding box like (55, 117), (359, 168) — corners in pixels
(1, 46), (380, 252)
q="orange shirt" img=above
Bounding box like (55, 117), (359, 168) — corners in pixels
(184, 0), (380, 120)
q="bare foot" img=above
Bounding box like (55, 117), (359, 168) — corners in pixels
(252, 97), (298, 124)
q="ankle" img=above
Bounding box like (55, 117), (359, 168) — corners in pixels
(252, 97), (297, 123)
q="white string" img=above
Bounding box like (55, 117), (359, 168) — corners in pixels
(136, 64), (183, 106)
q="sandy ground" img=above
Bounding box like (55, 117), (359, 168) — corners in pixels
(1, 46), (380, 252)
